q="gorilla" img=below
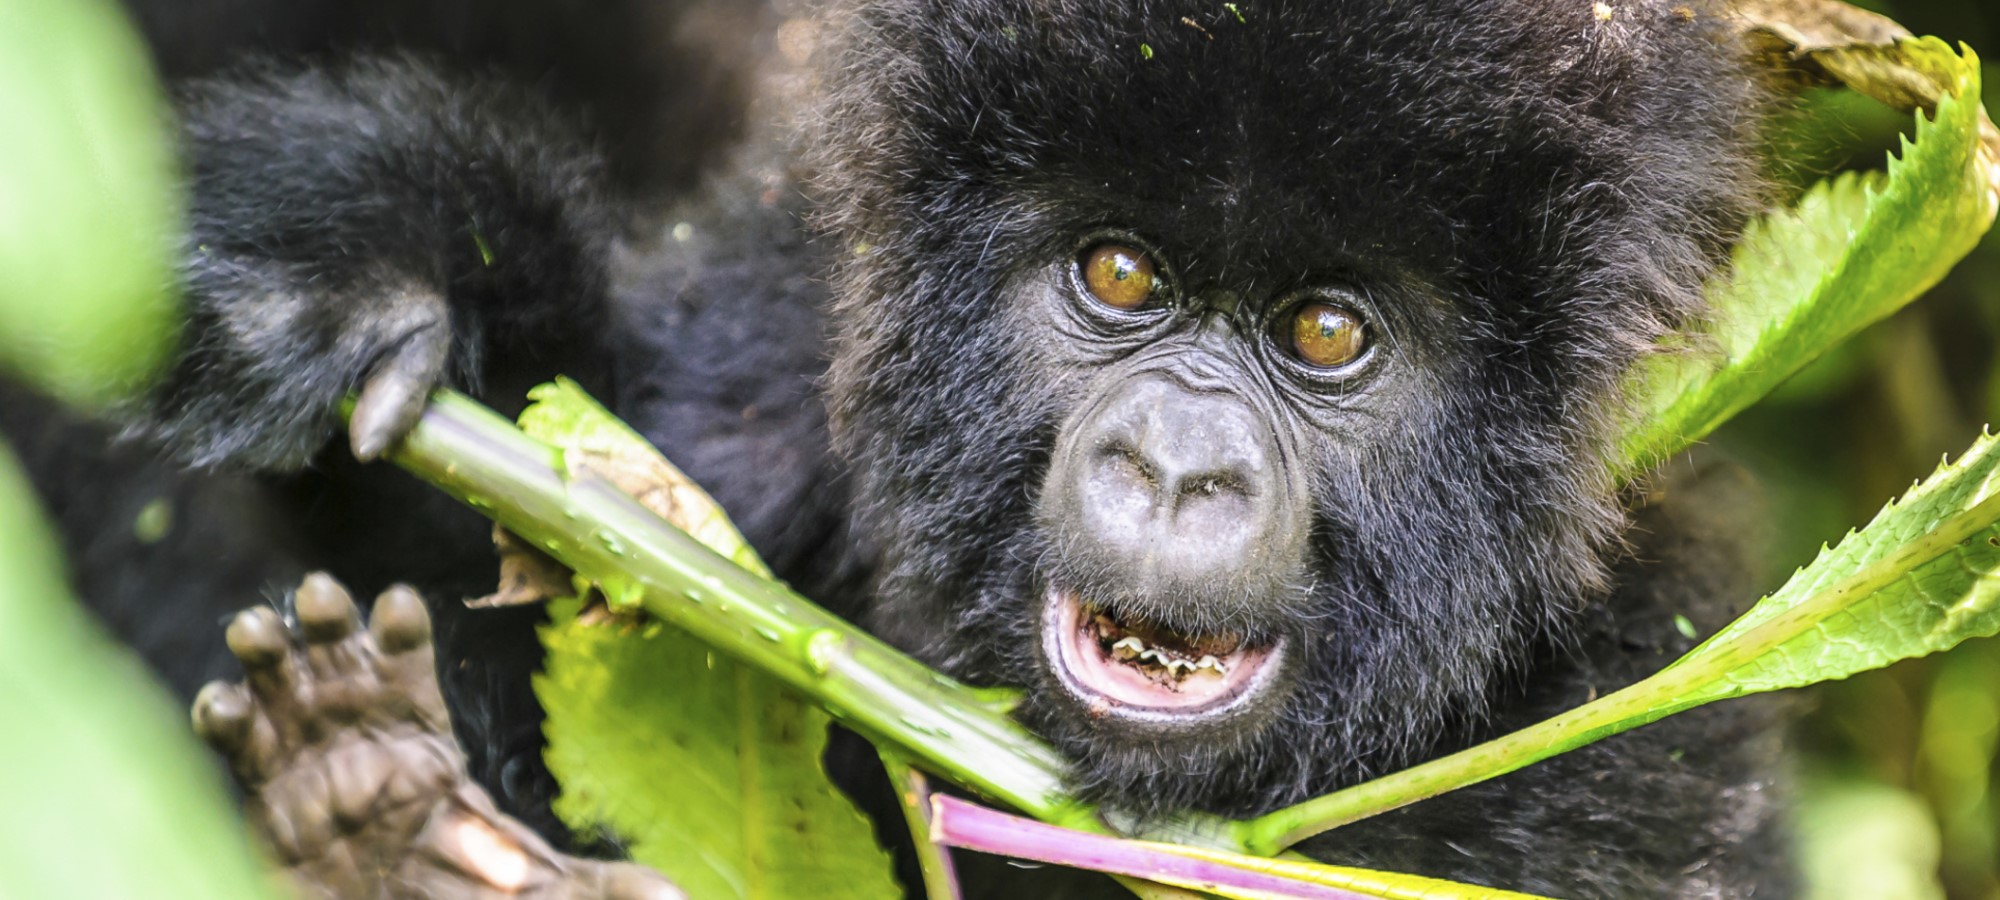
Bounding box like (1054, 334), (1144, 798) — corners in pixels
(1, 0), (1795, 896)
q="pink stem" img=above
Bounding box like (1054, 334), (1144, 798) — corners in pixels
(928, 795), (1371, 900)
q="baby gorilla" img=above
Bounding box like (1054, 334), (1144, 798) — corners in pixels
(813, 0), (1780, 831)
(7, 0), (1798, 896)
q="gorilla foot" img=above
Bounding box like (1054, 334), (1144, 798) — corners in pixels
(193, 572), (679, 900)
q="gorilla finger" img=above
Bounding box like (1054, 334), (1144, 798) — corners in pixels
(225, 607), (292, 669)
(295, 571), (361, 643)
(370, 584), (433, 653)
(349, 321), (450, 462)
(192, 680), (255, 752)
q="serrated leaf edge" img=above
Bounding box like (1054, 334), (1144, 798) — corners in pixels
(1618, 39), (1994, 474)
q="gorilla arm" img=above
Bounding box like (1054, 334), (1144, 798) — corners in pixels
(120, 55), (620, 472)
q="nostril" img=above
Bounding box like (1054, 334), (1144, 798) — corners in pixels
(1093, 439), (1158, 491)
(1177, 472), (1251, 500)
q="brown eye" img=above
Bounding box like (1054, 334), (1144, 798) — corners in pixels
(1287, 302), (1368, 369)
(1080, 243), (1158, 310)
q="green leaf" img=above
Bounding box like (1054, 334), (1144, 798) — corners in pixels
(517, 379), (772, 578)
(1617, 38), (1997, 477)
(1242, 424), (2000, 854)
(0, 1), (268, 894)
(525, 382), (899, 900)
(0, 0), (180, 410)
(1669, 429), (2000, 701)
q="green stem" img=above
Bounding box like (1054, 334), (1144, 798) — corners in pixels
(879, 752), (962, 900)
(384, 391), (1232, 849)
(389, 387), (2000, 888)
(1234, 680), (1680, 856)
(1237, 486), (2000, 854)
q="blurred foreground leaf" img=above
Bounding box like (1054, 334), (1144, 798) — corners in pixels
(0, 446), (273, 900)
(0, 0), (179, 409)
(524, 381), (899, 900)
(1796, 780), (1946, 900)
(0, 0), (269, 896)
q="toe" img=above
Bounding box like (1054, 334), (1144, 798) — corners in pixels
(370, 585), (433, 653)
(296, 572), (362, 643)
(192, 680), (255, 752)
(226, 607), (292, 669)
(349, 321), (449, 462)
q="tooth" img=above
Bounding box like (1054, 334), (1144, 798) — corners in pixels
(1167, 659), (1194, 677)
(1139, 649), (1165, 665)
(1195, 655), (1225, 675)
(1111, 637), (1145, 659)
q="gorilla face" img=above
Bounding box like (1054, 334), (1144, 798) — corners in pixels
(1024, 237), (1428, 744)
(815, 0), (1766, 816)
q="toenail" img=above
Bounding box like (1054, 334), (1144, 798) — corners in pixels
(370, 585), (432, 652)
(192, 681), (252, 747)
(296, 572), (359, 640)
(606, 864), (687, 900)
(226, 608), (289, 666)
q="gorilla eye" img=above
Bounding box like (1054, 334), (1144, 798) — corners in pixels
(1285, 302), (1368, 370)
(1079, 243), (1159, 311)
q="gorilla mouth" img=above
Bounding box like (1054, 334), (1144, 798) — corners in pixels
(1043, 586), (1284, 721)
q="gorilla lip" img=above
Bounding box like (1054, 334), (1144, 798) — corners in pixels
(1044, 586), (1282, 718)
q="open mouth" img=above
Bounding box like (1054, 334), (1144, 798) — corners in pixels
(1042, 585), (1285, 721)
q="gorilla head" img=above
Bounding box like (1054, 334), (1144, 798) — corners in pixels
(813, 0), (1768, 817)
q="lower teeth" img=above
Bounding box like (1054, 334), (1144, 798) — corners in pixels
(1103, 635), (1226, 678)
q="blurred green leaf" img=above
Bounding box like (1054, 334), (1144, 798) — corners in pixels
(0, 445), (273, 900)
(526, 381), (900, 900)
(1796, 779), (1945, 900)
(1619, 38), (1996, 477)
(0, 1), (271, 896)
(0, 0), (180, 409)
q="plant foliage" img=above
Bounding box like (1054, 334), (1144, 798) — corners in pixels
(1618, 38), (1997, 476)
(525, 382), (899, 900)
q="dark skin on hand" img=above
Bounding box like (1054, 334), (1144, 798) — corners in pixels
(193, 573), (678, 900)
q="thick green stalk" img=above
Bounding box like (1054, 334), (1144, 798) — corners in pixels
(387, 387), (2000, 888)
(384, 390), (1232, 846)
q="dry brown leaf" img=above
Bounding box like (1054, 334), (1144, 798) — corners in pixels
(1730, 0), (1999, 200)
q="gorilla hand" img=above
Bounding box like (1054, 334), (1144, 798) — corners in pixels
(194, 573), (679, 900)
(124, 55), (612, 471)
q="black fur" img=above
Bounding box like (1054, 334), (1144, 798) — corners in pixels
(2, 0), (1796, 896)
(129, 55), (616, 470)
(816, 0), (1772, 818)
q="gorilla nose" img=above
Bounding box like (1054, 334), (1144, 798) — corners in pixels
(1067, 375), (1293, 586)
